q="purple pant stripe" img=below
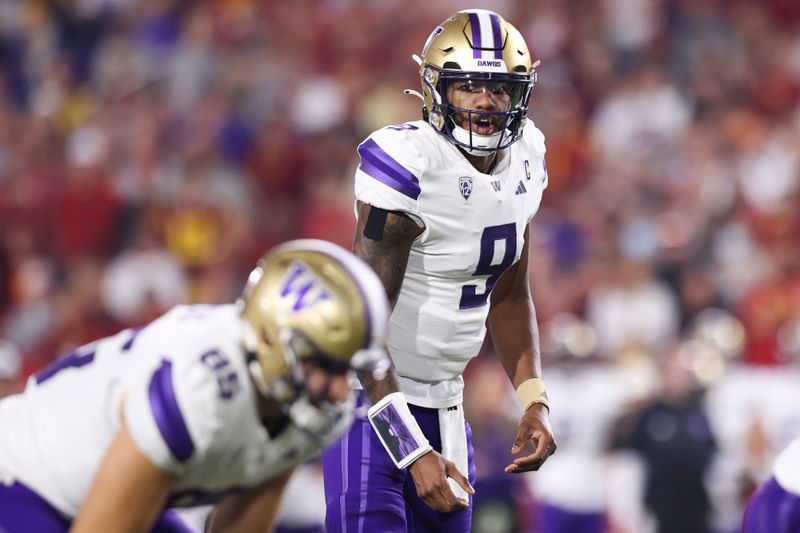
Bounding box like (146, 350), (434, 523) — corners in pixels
(357, 421), (370, 533)
(468, 12), (481, 58)
(489, 13), (502, 58)
(744, 476), (800, 532)
(339, 425), (349, 533)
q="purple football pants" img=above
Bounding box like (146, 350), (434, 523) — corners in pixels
(743, 476), (800, 533)
(322, 391), (476, 533)
(0, 480), (195, 533)
(536, 502), (606, 533)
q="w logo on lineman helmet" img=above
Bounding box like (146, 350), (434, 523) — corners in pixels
(459, 176), (473, 200)
(280, 261), (331, 312)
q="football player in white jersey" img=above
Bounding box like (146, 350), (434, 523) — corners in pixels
(0, 239), (391, 533)
(321, 10), (556, 532)
(745, 437), (800, 532)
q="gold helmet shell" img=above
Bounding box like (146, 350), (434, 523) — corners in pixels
(418, 9), (536, 153)
(240, 239), (390, 403)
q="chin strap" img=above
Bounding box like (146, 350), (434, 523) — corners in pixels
(451, 123), (506, 156)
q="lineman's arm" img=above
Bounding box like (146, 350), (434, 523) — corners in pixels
(206, 468), (294, 533)
(488, 224), (556, 473)
(70, 423), (175, 533)
(353, 201), (472, 512)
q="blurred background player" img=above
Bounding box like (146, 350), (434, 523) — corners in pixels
(0, 239), (390, 533)
(321, 9), (556, 533)
(739, 318), (800, 533)
(744, 435), (800, 533)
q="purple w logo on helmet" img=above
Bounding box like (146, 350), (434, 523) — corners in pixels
(280, 261), (332, 312)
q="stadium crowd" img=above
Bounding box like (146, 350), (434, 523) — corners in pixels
(0, 1), (799, 532)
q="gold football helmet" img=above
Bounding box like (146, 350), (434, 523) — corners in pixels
(240, 239), (390, 414)
(416, 9), (537, 154)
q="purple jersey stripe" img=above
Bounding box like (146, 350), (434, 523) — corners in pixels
(35, 350), (95, 384)
(468, 12), (482, 58)
(149, 360), (195, 462)
(489, 13), (502, 59)
(357, 139), (421, 200)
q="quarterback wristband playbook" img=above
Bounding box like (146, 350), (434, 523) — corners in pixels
(516, 378), (550, 412)
(367, 392), (433, 469)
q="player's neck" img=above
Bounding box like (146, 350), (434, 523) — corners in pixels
(461, 149), (498, 174)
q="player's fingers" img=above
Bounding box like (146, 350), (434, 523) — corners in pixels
(505, 451), (543, 472)
(506, 437), (556, 473)
(510, 423), (531, 454)
(424, 489), (452, 513)
(445, 461), (475, 495)
(515, 430), (549, 463)
(452, 497), (470, 510)
(438, 485), (469, 512)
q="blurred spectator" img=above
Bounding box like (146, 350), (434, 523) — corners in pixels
(100, 218), (187, 327)
(612, 345), (718, 533)
(586, 251), (679, 359)
(53, 125), (122, 261)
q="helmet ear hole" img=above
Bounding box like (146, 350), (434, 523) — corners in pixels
(443, 61), (461, 70)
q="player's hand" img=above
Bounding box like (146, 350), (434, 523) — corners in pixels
(505, 403), (556, 473)
(408, 450), (474, 513)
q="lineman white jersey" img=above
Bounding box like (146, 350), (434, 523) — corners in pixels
(0, 304), (351, 517)
(354, 119), (547, 407)
(774, 437), (800, 495)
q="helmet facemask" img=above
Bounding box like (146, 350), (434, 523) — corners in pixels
(424, 66), (534, 155)
(252, 329), (353, 442)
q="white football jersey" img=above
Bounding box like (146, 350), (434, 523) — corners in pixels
(0, 304), (351, 517)
(354, 119), (547, 408)
(774, 437), (800, 495)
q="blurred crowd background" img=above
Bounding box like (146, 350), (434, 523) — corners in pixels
(1, 1), (799, 532)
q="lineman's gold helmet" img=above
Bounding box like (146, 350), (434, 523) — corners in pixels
(240, 239), (390, 408)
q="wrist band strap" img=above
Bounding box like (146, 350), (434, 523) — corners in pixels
(367, 392), (432, 469)
(516, 378), (550, 412)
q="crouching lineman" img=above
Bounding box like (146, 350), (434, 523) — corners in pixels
(0, 239), (390, 533)
(744, 436), (800, 533)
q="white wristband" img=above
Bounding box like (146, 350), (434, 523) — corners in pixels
(367, 392), (432, 469)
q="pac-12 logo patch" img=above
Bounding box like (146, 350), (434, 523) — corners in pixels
(459, 176), (473, 200)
